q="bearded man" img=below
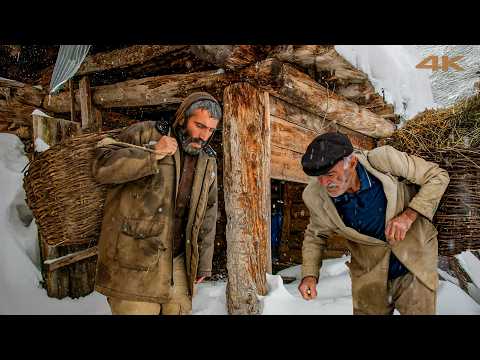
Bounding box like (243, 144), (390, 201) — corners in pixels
(92, 92), (221, 315)
(298, 132), (449, 315)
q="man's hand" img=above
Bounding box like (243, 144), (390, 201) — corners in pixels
(298, 276), (318, 300)
(385, 208), (419, 245)
(154, 136), (178, 158)
(195, 276), (206, 285)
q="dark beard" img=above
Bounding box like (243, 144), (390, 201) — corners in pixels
(177, 128), (207, 155)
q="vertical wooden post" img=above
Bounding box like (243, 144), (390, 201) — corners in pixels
(223, 82), (271, 315)
(69, 79), (76, 122)
(79, 76), (101, 131)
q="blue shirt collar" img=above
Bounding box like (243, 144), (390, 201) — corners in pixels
(332, 163), (372, 203)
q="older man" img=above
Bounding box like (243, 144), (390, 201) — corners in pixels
(298, 132), (449, 315)
(92, 92), (221, 315)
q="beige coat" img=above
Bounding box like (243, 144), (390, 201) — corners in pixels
(92, 121), (218, 304)
(301, 145), (449, 310)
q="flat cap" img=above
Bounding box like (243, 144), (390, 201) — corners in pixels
(301, 132), (354, 176)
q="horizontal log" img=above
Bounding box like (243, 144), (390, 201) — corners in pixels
(241, 59), (395, 138)
(43, 246), (98, 272)
(269, 96), (376, 150)
(271, 145), (310, 184)
(77, 45), (187, 76)
(271, 45), (368, 83)
(0, 99), (53, 127)
(0, 77), (46, 106)
(190, 45), (270, 71)
(43, 69), (236, 112)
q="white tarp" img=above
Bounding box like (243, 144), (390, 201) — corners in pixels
(49, 45), (91, 94)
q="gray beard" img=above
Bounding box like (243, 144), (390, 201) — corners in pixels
(177, 128), (207, 156)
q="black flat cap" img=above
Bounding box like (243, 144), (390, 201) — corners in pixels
(301, 132), (354, 176)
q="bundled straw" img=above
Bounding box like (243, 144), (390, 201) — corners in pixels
(386, 94), (480, 255)
(24, 129), (122, 246)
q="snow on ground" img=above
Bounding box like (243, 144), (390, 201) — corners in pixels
(1, 132), (480, 315)
(335, 45), (437, 123)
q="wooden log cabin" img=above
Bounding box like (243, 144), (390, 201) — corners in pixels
(0, 45), (398, 314)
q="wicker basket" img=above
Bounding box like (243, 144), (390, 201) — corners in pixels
(419, 149), (480, 255)
(23, 129), (121, 246)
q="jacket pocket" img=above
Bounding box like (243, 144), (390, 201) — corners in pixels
(114, 218), (168, 271)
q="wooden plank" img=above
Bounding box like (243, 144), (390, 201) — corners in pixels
(271, 115), (317, 154)
(223, 83), (271, 314)
(271, 145), (310, 184)
(269, 96), (376, 150)
(43, 69), (237, 112)
(32, 114), (80, 146)
(44, 246), (98, 272)
(240, 59), (395, 138)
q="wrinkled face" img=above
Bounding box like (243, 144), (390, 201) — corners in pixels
(180, 108), (219, 155)
(317, 155), (357, 197)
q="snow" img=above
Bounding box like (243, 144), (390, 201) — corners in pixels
(34, 137), (50, 152)
(1, 132), (479, 315)
(31, 109), (52, 117)
(335, 45), (437, 123)
(456, 251), (480, 288)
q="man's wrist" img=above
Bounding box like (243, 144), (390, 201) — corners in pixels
(404, 208), (419, 222)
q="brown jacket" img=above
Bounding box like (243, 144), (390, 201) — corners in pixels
(92, 120), (218, 303)
(301, 145), (449, 309)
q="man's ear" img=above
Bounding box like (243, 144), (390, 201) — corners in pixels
(350, 155), (358, 169)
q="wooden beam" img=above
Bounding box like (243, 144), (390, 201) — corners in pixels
(240, 59), (395, 138)
(269, 96), (376, 150)
(43, 69), (237, 112)
(77, 45), (187, 76)
(190, 45), (270, 71)
(43, 246), (98, 272)
(223, 82), (270, 315)
(78, 76), (100, 131)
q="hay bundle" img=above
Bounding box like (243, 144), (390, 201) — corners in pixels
(23, 129), (122, 246)
(386, 94), (480, 255)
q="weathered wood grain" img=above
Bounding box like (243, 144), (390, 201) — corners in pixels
(223, 82), (271, 315)
(240, 59), (395, 138)
(43, 69), (237, 112)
